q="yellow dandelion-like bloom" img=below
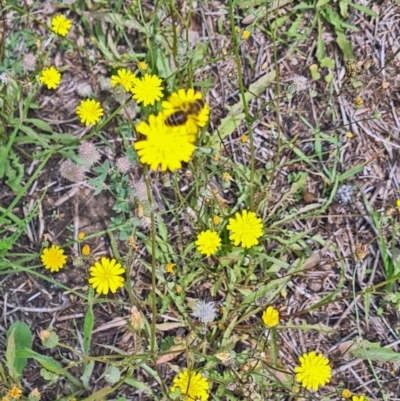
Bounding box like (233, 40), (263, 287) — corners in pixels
(227, 210), (263, 248)
(294, 351), (331, 391)
(212, 215), (221, 226)
(138, 61), (148, 70)
(241, 29), (251, 40)
(81, 245), (91, 256)
(342, 389), (352, 398)
(111, 68), (138, 91)
(162, 88), (210, 133)
(41, 245), (67, 273)
(165, 263), (176, 274)
(131, 73), (163, 106)
(195, 230), (222, 257)
(39, 66), (61, 89)
(134, 113), (196, 172)
(51, 14), (72, 36)
(76, 99), (104, 126)
(262, 306), (279, 328)
(78, 232), (85, 240)
(170, 370), (209, 401)
(7, 386), (22, 399)
(88, 257), (125, 295)
(352, 397), (367, 401)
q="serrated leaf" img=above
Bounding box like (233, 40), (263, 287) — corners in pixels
(347, 1), (378, 17)
(351, 341), (400, 363)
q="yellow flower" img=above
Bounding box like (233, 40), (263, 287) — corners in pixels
(165, 263), (176, 274)
(241, 29), (251, 40)
(175, 285), (183, 294)
(78, 232), (85, 240)
(355, 97), (363, 107)
(262, 306), (279, 328)
(227, 210), (263, 248)
(81, 245), (91, 256)
(222, 172), (231, 182)
(131, 73), (163, 106)
(76, 99), (104, 126)
(39, 66), (61, 89)
(396, 199), (400, 211)
(41, 245), (67, 272)
(241, 134), (248, 143)
(352, 397), (367, 401)
(195, 230), (221, 257)
(162, 88), (210, 133)
(51, 15), (72, 36)
(138, 61), (148, 70)
(342, 389), (352, 398)
(88, 257), (125, 295)
(111, 68), (138, 91)
(294, 351), (331, 391)
(170, 370), (209, 401)
(7, 386), (22, 400)
(213, 215), (221, 226)
(134, 113), (196, 172)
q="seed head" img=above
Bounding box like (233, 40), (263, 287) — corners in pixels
(335, 184), (353, 204)
(116, 156), (131, 173)
(78, 141), (101, 167)
(192, 300), (218, 324)
(76, 81), (93, 97)
(60, 159), (86, 182)
(23, 54), (37, 72)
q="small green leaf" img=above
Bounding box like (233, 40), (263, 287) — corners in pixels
(6, 322), (32, 377)
(325, 73), (333, 83)
(316, 0), (331, 6)
(309, 64), (321, 80)
(83, 290), (94, 354)
(320, 57), (335, 68)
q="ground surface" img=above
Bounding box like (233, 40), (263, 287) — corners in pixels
(1, 1), (400, 400)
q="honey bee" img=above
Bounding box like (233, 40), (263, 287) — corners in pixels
(165, 98), (205, 127)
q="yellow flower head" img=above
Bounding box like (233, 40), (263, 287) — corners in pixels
(134, 113), (196, 172)
(352, 397), (367, 401)
(51, 14), (72, 36)
(262, 306), (279, 328)
(162, 88), (210, 133)
(227, 210), (263, 248)
(342, 389), (352, 398)
(76, 99), (104, 126)
(294, 351), (331, 391)
(165, 263), (176, 274)
(131, 73), (163, 106)
(138, 61), (148, 70)
(396, 199), (400, 211)
(212, 215), (221, 226)
(222, 172), (231, 182)
(78, 232), (85, 241)
(241, 29), (251, 40)
(88, 257), (125, 295)
(170, 370), (209, 401)
(111, 68), (138, 91)
(7, 386), (22, 400)
(81, 244), (91, 256)
(241, 134), (248, 143)
(39, 66), (61, 89)
(195, 230), (222, 257)
(41, 245), (67, 272)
